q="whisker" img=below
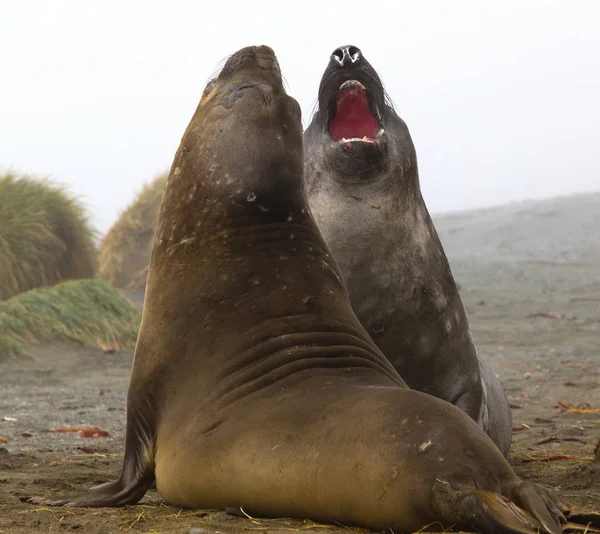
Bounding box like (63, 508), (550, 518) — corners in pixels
(307, 98), (320, 123)
(383, 88), (397, 111)
(205, 54), (231, 86)
(281, 72), (290, 92)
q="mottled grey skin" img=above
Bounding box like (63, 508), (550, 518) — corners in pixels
(304, 45), (512, 455)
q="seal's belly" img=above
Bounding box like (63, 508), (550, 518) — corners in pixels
(151, 378), (506, 531)
(153, 380), (436, 530)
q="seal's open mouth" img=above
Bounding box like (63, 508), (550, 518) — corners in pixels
(329, 80), (381, 144)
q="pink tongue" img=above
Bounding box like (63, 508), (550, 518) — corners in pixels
(330, 90), (378, 141)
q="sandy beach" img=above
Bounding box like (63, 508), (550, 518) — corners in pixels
(1, 192), (599, 534)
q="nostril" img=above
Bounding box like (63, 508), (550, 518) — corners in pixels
(332, 48), (345, 64)
(331, 45), (361, 66)
(348, 46), (361, 61)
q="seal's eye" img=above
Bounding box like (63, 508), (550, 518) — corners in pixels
(235, 83), (258, 92)
(222, 83), (259, 109)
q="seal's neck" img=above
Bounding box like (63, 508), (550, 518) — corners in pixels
(305, 155), (423, 217)
(153, 134), (309, 248)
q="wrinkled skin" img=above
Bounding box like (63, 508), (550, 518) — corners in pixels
(304, 44), (513, 455)
(22, 45), (581, 534)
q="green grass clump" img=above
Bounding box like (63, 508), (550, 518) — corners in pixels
(99, 172), (167, 290)
(0, 335), (23, 361)
(0, 172), (98, 300)
(0, 279), (141, 361)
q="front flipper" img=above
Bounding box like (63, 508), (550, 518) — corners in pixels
(430, 479), (563, 534)
(22, 410), (155, 507)
(21, 467), (154, 507)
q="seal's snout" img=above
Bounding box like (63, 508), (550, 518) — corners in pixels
(314, 44), (387, 156)
(218, 45), (281, 87)
(252, 45), (281, 74)
(331, 45), (362, 67)
(253, 44), (276, 57)
(249, 44), (278, 69)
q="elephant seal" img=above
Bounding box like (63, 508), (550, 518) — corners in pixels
(304, 45), (513, 455)
(24, 45), (569, 534)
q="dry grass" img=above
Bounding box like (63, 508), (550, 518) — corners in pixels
(0, 279), (141, 361)
(98, 172), (167, 290)
(0, 172), (98, 301)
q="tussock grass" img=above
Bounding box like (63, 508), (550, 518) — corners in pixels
(0, 279), (141, 361)
(98, 172), (167, 290)
(0, 172), (98, 300)
(0, 335), (24, 360)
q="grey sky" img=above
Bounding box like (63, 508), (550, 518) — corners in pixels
(1, 0), (598, 234)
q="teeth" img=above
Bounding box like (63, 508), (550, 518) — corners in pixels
(339, 136), (373, 143)
(340, 80), (366, 91)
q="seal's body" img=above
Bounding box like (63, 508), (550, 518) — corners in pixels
(304, 45), (512, 455)
(25, 45), (568, 534)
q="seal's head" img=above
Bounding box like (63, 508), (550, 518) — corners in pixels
(162, 45), (305, 238)
(198, 45), (300, 131)
(305, 45), (417, 185)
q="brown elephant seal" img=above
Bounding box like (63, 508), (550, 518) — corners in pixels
(303, 45), (513, 456)
(24, 45), (570, 534)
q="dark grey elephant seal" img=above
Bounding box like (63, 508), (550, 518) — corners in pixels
(24, 45), (570, 534)
(304, 45), (512, 455)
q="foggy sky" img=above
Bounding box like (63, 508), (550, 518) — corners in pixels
(1, 0), (598, 234)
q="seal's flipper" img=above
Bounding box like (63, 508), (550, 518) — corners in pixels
(22, 415), (155, 507)
(509, 481), (566, 532)
(558, 502), (600, 532)
(22, 474), (153, 507)
(431, 479), (562, 534)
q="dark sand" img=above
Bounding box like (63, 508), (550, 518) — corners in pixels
(1, 192), (599, 533)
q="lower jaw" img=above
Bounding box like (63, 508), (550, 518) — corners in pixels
(338, 138), (377, 149)
(330, 128), (384, 148)
(333, 135), (383, 154)
(321, 142), (386, 182)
